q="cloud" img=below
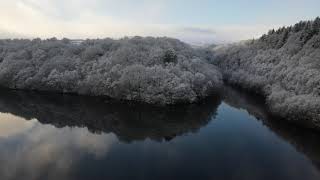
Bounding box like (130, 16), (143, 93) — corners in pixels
(0, 0), (285, 44)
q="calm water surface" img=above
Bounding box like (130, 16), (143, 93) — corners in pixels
(0, 87), (319, 180)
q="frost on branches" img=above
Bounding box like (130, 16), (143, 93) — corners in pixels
(0, 37), (222, 104)
(213, 17), (320, 128)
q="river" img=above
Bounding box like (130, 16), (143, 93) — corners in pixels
(0, 86), (319, 180)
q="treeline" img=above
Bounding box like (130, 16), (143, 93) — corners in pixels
(213, 17), (320, 128)
(0, 37), (222, 104)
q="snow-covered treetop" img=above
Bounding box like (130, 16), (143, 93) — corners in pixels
(0, 36), (222, 105)
(213, 17), (320, 128)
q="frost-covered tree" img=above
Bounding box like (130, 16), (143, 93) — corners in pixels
(0, 37), (222, 105)
(163, 49), (178, 64)
(213, 17), (320, 129)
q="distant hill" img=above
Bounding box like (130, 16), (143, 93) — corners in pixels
(0, 29), (27, 39)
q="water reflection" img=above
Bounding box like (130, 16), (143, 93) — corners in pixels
(0, 88), (221, 142)
(0, 87), (319, 180)
(222, 86), (320, 174)
(0, 113), (116, 180)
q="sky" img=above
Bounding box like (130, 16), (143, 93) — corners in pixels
(0, 0), (319, 44)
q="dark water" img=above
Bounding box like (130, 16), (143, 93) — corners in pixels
(0, 87), (320, 180)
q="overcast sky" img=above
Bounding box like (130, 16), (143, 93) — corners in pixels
(0, 0), (319, 44)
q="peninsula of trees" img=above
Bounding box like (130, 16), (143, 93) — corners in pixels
(0, 37), (222, 104)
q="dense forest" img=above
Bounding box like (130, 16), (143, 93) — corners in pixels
(213, 17), (320, 128)
(0, 37), (222, 104)
(0, 17), (319, 128)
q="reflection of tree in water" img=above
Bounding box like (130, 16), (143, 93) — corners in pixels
(222, 86), (320, 172)
(2, 86), (319, 169)
(0, 88), (221, 143)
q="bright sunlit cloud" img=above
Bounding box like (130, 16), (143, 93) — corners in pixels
(0, 0), (319, 44)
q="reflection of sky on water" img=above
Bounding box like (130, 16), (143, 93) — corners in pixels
(0, 113), (116, 180)
(0, 87), (319, 180)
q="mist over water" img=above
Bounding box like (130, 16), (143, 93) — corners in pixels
(0, 86), (319, 180)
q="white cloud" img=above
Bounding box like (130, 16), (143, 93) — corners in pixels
(0, 0), (284, 44)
